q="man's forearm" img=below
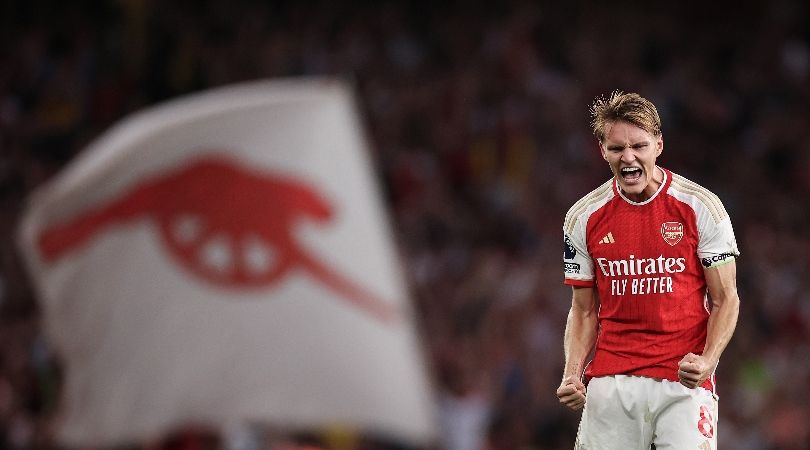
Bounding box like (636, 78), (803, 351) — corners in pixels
(563, 306), (598, 379)
(702, 293), (739, 365)
(701, 262), (740, 366)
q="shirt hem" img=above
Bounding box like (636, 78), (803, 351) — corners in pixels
(586, 368), (714, 391)
(564, 278), (594, 287)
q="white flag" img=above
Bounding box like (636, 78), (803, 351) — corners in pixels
(17, 78), (437, 447)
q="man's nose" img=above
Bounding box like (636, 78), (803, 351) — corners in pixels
(620, 147), (636, 163)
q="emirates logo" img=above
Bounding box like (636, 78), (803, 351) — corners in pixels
(37, 155), (399, 323)
(660, 222), (684, 246)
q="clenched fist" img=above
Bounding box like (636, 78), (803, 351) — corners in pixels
(556, 376), (587, 411)
(678, 353), (716, 389)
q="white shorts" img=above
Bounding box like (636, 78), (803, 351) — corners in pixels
(575, 375), (718, 450)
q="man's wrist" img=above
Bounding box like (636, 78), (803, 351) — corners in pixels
(700, 350), (720, 366)
(562, 370), (582, 381)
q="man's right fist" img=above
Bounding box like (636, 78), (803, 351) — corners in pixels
(556, 377), (587, 411)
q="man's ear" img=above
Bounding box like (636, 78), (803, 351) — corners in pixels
(599, 142), (608, 161)
(656, 136), (663, 157)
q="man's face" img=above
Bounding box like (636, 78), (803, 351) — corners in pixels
(599, 121), (663, 202)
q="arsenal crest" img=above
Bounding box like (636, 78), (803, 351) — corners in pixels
(661, 222), (684, 246)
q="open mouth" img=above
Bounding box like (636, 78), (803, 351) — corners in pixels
(620, 167), (643, 183)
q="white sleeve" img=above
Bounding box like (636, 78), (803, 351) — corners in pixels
(564, 216), (594, 283)
(697, 208), (740, 269)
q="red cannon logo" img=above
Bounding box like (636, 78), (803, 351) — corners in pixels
(38, 156), (399, 323)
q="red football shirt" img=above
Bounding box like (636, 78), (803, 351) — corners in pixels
(563, 167), (739, 391)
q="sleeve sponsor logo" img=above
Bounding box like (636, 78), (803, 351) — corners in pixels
(701, 253), (735, 268)
(564, 235), (576, 260)
(564, 262), (581, 274)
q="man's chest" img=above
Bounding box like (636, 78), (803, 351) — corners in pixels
(586, 202), (698, 263)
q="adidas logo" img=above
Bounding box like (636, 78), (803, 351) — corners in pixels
(599, 232), (615, 244)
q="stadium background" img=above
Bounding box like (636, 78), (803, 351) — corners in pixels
(1, 0), (808, 448)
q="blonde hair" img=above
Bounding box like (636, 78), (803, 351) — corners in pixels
(590, 91), (661, 142)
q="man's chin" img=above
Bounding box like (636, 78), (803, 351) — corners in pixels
(618, 181), (646, 198)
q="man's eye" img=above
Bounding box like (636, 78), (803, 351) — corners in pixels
(632, 144), (648, 149)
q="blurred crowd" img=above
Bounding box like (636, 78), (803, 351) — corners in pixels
(1, 0), (810, 449)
